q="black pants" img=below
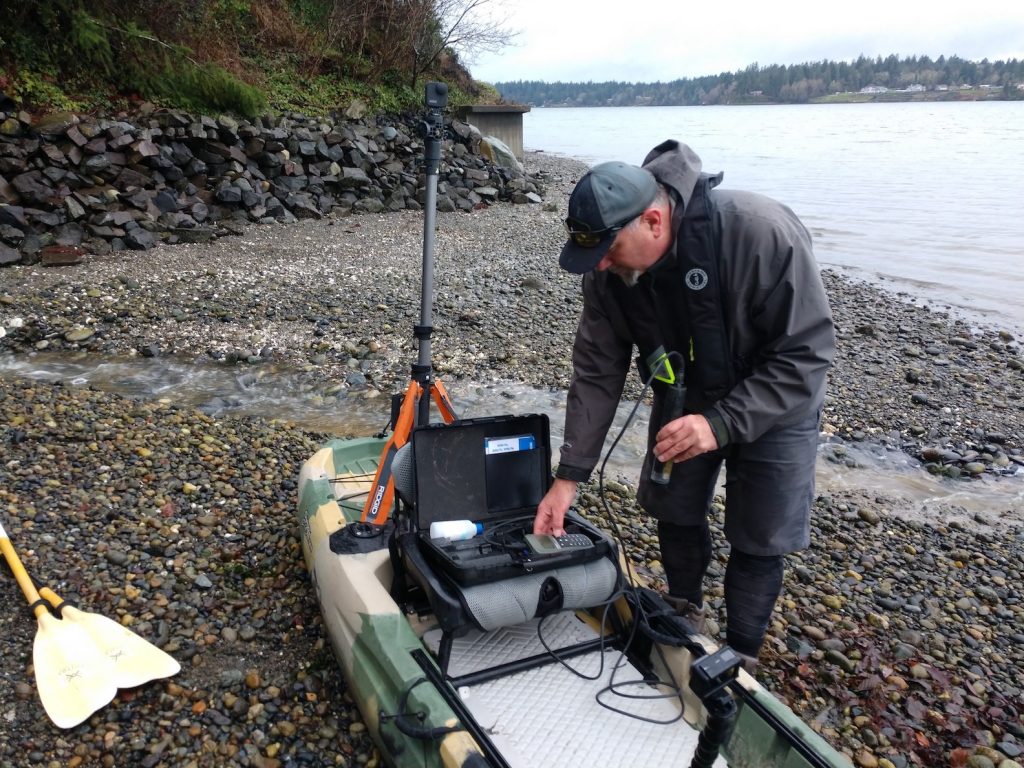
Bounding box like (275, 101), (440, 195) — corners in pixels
(658, 519), (784, 657)
(639, 411), (820, 555)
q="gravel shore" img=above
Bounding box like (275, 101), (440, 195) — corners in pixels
(1, 150), (1022, 767)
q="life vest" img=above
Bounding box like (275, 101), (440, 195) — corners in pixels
(609, 172), (736, 406)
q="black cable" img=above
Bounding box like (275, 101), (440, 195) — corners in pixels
(532, 352), (694, 725)
(593, 352), (696, 724)
(480, 517), (534, 551)
(388, 676), (463, 741)
(534, 586), (627, 681)
(534, 604), (683, 725)
(596, 349), (685, 591)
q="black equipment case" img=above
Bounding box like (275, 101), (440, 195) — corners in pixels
(409, 413), (613, 587)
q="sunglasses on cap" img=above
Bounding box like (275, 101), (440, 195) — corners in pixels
(563, 218), (626, 249)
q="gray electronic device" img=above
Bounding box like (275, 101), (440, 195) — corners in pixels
(524, 533), (594, 555)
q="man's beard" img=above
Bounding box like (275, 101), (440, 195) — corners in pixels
(610, 265), (642, 287)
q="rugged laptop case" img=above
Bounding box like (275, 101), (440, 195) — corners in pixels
(410, 413), (614, 587)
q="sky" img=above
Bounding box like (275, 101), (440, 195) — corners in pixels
(467, 0), (1024, 84)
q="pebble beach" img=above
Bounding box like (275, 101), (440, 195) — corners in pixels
(1, 151), (1022, 767)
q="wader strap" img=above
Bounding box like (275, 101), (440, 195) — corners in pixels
(679, 173), (734, 401)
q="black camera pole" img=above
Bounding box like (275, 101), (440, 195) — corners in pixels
(414, 81), (448, 426)
(360, 81), (458, 525)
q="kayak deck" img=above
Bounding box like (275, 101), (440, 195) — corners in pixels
(424, 613), (726, 768)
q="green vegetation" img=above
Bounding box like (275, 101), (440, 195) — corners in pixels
(8, 9), (1017, 118)
(0, 0), (504, 118)
(496, 55), (1024, 107)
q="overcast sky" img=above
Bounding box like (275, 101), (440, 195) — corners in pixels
(468, 0), (1024, 83)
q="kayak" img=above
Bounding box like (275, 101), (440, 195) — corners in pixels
(296, 434), (851, 768)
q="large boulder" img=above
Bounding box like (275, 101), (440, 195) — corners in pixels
(478, 136), (523, 173)
(0, 242), (20, 265)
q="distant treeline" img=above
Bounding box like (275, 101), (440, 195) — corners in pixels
(495, 55), (1024, 106)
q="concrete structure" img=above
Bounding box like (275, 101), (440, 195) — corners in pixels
(457, 104), (531, 160)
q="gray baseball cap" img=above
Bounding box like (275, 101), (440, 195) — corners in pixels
(559, 161), (659, 273)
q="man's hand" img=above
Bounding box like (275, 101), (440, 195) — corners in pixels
(533, 478), (578, 537)
(654, 414), (719, 464)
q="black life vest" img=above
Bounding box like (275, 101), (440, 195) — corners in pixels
(609, 172), (736, 406)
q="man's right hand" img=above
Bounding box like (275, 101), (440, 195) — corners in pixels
(533, 477), (579, 537)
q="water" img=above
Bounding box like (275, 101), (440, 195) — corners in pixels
(0, 351), (647, 480)
(2, 352), (1021, 524)
(524, 102), (1024, 332)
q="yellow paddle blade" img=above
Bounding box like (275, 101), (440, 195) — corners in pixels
(33, 611), (119, 729)
(56, 603), (181, 688)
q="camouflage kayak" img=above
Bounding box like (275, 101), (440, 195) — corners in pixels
(296, 435), (850, 768)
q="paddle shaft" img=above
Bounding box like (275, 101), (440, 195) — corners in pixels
(0, 520), (48, 619)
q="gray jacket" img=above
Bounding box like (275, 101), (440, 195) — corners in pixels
(557, 141), (835, 484)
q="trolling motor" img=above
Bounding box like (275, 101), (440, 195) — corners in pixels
(359, 82), (459, 526)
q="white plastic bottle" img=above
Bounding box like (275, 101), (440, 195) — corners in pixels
(429, 520), (483, 540)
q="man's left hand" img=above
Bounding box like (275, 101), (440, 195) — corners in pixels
(654, 414), (719, 464)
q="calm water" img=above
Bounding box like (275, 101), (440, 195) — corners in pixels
(524, 102), (1024, 331)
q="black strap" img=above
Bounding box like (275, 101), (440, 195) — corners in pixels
(678, 173), (735, 401)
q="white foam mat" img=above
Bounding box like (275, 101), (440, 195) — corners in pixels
(424, 613), (726, 768)
(424, 612), (598, 678)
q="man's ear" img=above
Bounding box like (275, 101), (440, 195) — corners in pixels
(641, 206), (665, 236)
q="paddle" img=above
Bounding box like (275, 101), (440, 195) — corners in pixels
(0, 519), (119, 728)
(37, 586), (180, 689)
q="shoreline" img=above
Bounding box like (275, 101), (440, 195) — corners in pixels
(1, 150), (1023, 765)
(517, 89), (1020, 108)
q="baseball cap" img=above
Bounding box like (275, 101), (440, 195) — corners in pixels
(559, 161), (659, 273)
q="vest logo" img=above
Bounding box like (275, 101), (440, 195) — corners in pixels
(685, 268), (709, 291)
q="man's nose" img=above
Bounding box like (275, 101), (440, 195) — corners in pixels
(596, 254), (613, 271)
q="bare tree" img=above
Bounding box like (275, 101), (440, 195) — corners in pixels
(410, 0), (517, 87)
(317, 0), (516, 88)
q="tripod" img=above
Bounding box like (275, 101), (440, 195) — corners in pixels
(361, 82), (458, 525)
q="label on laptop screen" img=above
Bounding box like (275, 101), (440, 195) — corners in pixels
(484, 434), (536, 455)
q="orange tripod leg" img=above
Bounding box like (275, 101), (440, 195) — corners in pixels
(359, 377), (460, 525)
(360, 381), (421, 524)
(430, 379), (458, 424)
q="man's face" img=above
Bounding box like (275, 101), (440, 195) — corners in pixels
(594, 211), (669, 284)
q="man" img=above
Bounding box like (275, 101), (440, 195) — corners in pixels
(534, 140), (835, 669)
